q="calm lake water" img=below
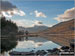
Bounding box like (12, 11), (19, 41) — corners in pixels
(5, 37), (61, 56)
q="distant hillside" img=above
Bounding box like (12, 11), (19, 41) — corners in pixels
(18, 25), (48, 33)
(40, 19), (75, 35)
(39, 19), (75, 46)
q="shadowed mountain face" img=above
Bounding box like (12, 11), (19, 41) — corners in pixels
(40, 19), (75, 35)
(18, 25), (48, 33)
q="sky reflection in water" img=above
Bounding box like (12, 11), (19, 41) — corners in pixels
(12, 37), (61, 52)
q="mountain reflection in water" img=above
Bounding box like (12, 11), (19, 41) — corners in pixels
(12, 37), (60, 52)
(5, 37), (61, 56)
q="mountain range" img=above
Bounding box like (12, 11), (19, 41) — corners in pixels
(18, 25), (48, 33)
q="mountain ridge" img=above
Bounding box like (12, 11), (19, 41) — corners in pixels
(39, 19), (75, 35)
(18, 25), (49, 33)
(38, 19), (75, 46)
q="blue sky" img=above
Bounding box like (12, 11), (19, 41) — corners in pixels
(4, 0), (74, 27)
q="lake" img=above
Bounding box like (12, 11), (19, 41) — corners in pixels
(4, 37), (61, 56)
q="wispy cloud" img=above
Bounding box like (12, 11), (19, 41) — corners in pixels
(54, 7), (75, 22)
(32, 20), (53, 27)
(12, 19), (51, 27)
(12, 19), (34, 27)
(34, 20), (43, 25)
(13, 19), (43, 27)
(31, 20), (43, 26)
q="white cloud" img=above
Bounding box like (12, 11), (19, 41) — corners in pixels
(1, 9), (26, 18)
(0, 1), (26, 17)
(13, 19), (49, 27)
(54, 7), (75, 22)
(32, 20), (52, 27)
(34, 10), (47, 18)
(12, 19), (51, 27)
(1, 11), (12, 18)
(19, 10), (26, 16)
(31, 20), (44, 27)
(34, 20), (43, 25)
